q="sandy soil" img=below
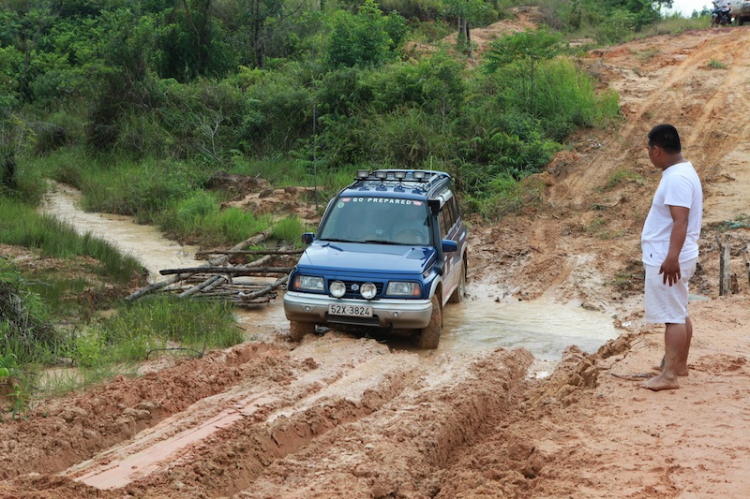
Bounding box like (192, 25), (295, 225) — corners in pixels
(2, 22), (750, 499)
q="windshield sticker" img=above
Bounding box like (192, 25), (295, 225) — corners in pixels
(345, 198), (419, 205)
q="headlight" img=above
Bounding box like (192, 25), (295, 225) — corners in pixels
(294, 275), (324, 292)
(330, 280), (346, 298)
(386, 281), (420, 297)
(360, 282), (377, 299)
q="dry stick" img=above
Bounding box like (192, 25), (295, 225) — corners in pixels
(125, 230), (271, 301)
(716, 234), (731, 296)
(744, 250), (750, 288)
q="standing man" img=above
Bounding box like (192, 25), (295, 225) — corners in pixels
(641, 124), (703, 391)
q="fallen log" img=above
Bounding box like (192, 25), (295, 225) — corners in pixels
(160, 266), (293, 276)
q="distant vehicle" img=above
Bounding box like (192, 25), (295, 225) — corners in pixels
(712, 5), (732, 26)
(730, 0), (750, 24)
(283, 169), (468, 349)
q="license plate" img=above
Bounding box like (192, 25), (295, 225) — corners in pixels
(328, 304), (373, 317)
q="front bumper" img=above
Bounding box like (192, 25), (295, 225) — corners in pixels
(283, 291), (433, 329)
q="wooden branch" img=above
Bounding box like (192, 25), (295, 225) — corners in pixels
(179, 275), (225, 298)
(716, 235), (731, 296)
(195, 249), (303, 258)
(239, 275), (289, 301)
(160, 267), (293, 276)
(126, 230), (271, 301)
(175, 247), (276, 298)
(744, 250), (750, 288)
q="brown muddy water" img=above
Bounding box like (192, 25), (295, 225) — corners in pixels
(40, 183), (620, 365)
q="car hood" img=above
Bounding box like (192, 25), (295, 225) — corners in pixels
(298, 241), (436, 274)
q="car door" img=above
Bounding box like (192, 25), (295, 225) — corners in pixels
(439, 193), (466, 305)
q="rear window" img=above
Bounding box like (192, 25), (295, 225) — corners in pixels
(318, 196), (432, 245)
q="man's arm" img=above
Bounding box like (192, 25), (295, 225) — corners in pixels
(660, 205), (689, 286)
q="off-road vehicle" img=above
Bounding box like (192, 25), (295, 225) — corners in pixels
(283, 169), (468, 348)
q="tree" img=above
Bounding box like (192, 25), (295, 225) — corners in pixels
(484, 29), (566, 115)
(443, 0), (490, 54)
(326, 0), (398, 69)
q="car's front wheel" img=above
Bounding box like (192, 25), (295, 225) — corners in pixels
(417, 295), (442, 349)
(289, 320), (315, 341)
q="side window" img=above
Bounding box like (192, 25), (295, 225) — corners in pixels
(450, 195), (461, 224)
(439, 207), (450, 237)
(446, 196), (457, 228)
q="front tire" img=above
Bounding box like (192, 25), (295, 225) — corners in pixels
(289, 321), (315, 341)
(417, 295), (442, 349)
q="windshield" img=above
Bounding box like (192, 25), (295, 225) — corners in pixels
(318, 196), (432, 245)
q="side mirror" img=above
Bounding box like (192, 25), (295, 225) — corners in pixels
(301, 232), (315, 245)
(442, 240), (458, 253)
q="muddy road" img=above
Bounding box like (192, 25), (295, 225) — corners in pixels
(3, 25), (750, 498)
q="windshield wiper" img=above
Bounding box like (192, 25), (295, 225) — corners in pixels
(363, 239), (400, 245)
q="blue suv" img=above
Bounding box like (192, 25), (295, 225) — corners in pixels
(283, 169), (468, 348)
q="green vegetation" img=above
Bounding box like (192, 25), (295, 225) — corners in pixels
(707, 59), (726, 70)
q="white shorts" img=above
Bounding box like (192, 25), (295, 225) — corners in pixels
(644, 258), (697, 324)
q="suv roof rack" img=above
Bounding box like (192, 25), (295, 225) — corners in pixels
(353, 169), (449, 191)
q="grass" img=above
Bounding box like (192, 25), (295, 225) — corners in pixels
(605, 169), (646, 190)
(0, 197), (143, 283)
(100, 296), (243, 360)
(707, 59), (727, 69)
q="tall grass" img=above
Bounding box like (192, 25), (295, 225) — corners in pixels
(101, 296), (243, 359)
(0, 197), (143, 282)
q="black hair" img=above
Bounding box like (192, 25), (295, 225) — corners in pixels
(647, 124), (681, 154)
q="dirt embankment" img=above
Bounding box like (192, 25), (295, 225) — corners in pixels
(2, 24), (750, 499)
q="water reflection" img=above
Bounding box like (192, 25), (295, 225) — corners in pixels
(441, 297), (619, 361)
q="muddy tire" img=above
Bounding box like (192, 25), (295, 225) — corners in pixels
(448, 259), (466, 304)
(289, 321), (315, 341)
(417, 295), (442, 349)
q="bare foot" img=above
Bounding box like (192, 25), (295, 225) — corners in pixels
(642, 374), (679, 391)
(652, 357), (688, 376)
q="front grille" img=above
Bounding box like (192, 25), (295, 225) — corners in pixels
(334, 280), (384, 298)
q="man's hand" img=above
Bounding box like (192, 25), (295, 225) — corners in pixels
(660, 256), (681, 286)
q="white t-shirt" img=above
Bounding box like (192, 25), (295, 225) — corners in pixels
(641, 161), (703, 267)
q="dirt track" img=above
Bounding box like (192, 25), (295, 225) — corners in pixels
(3, 25), (750, 499)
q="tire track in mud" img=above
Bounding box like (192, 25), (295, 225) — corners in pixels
(235, 348), (533, 499)
(60, 337), (422, 495)
(0, 343), (286, 481)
